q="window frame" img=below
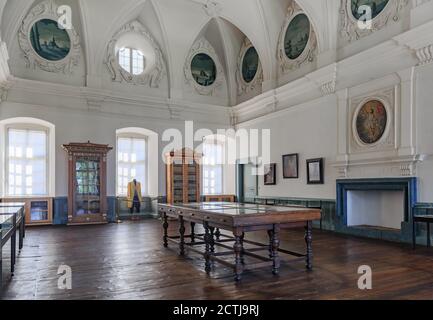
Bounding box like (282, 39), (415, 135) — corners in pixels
(4, 123), (50, 197)
(117, 47), (145, 76)
(202, 138), (225, 196)
(116, 132), (148, 197)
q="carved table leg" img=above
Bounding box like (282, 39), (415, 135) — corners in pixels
(204, 222), (211, 274)
(215, 228), (221, 241)
(271, 225), (280, 275)
(233, 228), (244, 282)
(267, 230), (273, 258)
(305, 221), (313, 270)
(209, 227), (215, 253)
(162, 213), (169, 248)
(190, 222), (196, 243)
(179, 216), (185, 256)
(240, 232), (245, 265)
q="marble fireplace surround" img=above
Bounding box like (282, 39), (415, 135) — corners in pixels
(336, 178), (418, 242)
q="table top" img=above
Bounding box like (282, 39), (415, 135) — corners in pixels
(0, 207), (21, 216)
(0, 202), (25, 208)
(0, 214), (14, 225)
(160, 202), (318, 217)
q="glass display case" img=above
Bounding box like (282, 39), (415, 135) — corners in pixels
(62, 142), (112, 225)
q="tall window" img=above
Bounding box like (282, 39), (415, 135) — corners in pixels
(117, 136), (147, 196)
(202, 140), (224, 195)
(118, 47), (145, 75)
(6, 128), (47, 196)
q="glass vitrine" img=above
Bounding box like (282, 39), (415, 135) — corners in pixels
(62, 142), (112, 225)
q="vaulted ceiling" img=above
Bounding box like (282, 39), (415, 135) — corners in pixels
(0, 0), (413, 107)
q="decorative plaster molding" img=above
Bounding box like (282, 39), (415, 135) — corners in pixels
(203, 0), (222, 17)
(184, 37), (224, 96)
(0, 40), (10, 83)
(305, 63), (337, 96)
(415, 45), (433, 65)
(17, 0), (81, 74)
(236, 37), (263, 95)
(105, 21), (166, 88)
(277, 1), (318, 74)
(339, 0), (410, 43)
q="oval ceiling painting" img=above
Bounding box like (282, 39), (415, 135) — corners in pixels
(351, 0), (390, 20)
(30, 19), (71, 61)
(284, 13), (310, 60)
(191, 53), (217, 87)
(242, 47), (259, 83)
(356, 100), (388, 144)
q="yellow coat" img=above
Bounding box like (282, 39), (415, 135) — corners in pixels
(127, 181), (142, 208)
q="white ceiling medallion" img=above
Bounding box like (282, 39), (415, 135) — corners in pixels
(184, 38), (224, 96)
(105, 21), (166, 88)
(18, 0), (80, 74)
(339, 0), (410, 43)
(236, 38), (263, 95)
(277, 1), (318, 74)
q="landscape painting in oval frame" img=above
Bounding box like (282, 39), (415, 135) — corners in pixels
(242, 47), (259, 83)
(284, 13), (311, 60)
(191, 53), (217, 87)
(351, 0), (390, 20)
(355, 99), (388, 145)
(30, 19), (71, 61)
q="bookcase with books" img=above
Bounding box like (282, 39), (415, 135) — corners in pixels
(165, 148), (201, 204)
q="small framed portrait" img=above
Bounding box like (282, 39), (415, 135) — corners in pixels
(306, 158), (324, 184)
(264, 163), (276, 186)
(282, 154), (299, 179)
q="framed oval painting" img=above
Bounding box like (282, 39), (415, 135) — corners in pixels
(191, 53), (217, 87)
(351, 0), (390, 20)
(355, 100), (388, 145)
(30, 19), (71, 61)
(284, 13), (310, 60)
(242, 47), (259, 83)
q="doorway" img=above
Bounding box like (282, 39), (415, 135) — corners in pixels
(236, 161), (258, 203)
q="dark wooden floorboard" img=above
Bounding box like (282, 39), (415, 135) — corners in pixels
(1, 219), (433, 300)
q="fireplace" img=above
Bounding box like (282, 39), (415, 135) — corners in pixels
(337, 178), (417, 231)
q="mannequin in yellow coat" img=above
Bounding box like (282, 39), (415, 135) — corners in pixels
(127, 179), (142, 213)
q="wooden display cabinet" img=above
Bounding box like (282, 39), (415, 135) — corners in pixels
(1, 198), (53, 226)
(166, 148), (201, 204)
(62, 142), (112, 225)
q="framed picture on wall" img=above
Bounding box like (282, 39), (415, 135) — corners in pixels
(264, 163), (276, 185)
(282, 154), (299, 179)
(306, 158), (324, 184)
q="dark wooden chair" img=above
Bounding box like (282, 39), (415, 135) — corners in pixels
(413, 208), (433, 248)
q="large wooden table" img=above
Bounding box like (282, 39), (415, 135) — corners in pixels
(159, 202), (321, 281)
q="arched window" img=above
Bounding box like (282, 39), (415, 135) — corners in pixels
(202, 136), (225, 195)
(118, 47), (145, 75)
(0, 118), (55, 197)
(116, 128), (158, 197)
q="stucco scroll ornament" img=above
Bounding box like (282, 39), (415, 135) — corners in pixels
(277, 1), (318, 74)
(339, 0), (410, 43)
(105, 21), (166, 88)
(17, 0), (81, 74)
(184, 38), (224, 96)
(236, 37), (263, 95)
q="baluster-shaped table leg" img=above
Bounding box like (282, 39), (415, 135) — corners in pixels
(204, 222), (212, 274)
(267, 230), (273, 258)
(190, 222), (196, 243)
(233, 228), (244, 281)
(209, 227), (215, 253)
(179, 216), (185, 256)
(162, 213), (169, 248)
(271, 225), (280, 275)
(305, 221), (313, 270)
(215, 228), (221, 241)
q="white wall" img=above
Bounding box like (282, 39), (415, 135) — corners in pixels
(238, 94), (338, 199)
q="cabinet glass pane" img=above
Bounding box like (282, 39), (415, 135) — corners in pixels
(30, 200), (49, 221)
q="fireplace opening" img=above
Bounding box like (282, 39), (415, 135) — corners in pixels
(347, 190), (405, 230)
